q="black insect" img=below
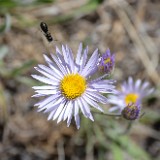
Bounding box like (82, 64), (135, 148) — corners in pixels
(40, 22), (53, 42)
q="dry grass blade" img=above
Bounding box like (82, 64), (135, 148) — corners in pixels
(0, 82), (8, 125)
(120, 0), (159, 69)
(110, 0), (160, 85)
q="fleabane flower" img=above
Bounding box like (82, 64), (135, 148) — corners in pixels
(32, 43), (116, 129)
(98, 49), (115, 74)
(108, 77), (154, 113)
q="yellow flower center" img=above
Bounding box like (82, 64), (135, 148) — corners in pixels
(125, 93), (139, 105)
(60, 74), (86, 100)
(104, 58), (111, 64)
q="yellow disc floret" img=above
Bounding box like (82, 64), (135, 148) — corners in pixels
(60, 74), (86, 100)
(104, 58), (111, 64)
(125, 93), (139, 105)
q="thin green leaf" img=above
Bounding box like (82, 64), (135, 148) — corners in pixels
(107, 131), (151, 160)
(111, 144), (124, 160)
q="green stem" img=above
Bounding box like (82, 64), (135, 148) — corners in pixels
(92, 111), (122, 117)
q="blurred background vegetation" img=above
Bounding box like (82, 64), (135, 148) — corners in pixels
(0, 0), (159, 160)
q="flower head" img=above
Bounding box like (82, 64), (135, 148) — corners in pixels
(32, 43), (116, 129)
(122, 102), (141, 120)
(108, 77), (154, 113)
(98, 49), (115, 74)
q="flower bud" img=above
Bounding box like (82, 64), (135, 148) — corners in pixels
(122, 103), (141, 120)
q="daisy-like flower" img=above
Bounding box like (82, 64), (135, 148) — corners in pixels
(98, 49), (115, 74)
(108, 77), (154, 113)
(32, 43), (116, 129)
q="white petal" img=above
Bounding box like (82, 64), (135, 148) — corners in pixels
(66, 46), (75, 73)
(38, 103), (55, 112)
(32, 75), (57, 85)
(67, 105), (73, 127)
(34, 67), (59, 82)
(74, 100), (79, 116)
(144, 88), (154, 96)
(128, 77), (133, 85)
(62, 45), (69, 64)
(43, 55), (64, 79)
(31, 94), (46, 97)
(80, 46), (88, 71)
(74, 101), (80, 129)
(47, 109), (57, 120)
(108, 106), (120, 112)
(57, 106), (67, 123)
(32, 86), (57, 90)
(80, 97), (94, 121)
(76, 43), (83, 64)
(77, 98), (93, 121)
(52, 51), (71, 73)
(35, 89), (58, 95)
(63, 101), (73, 121)
(141, 81), (149, 90)
(51, 54), (68, 75)
(74, 114), (80, 129)
(77, 98), (87, 118)
(135, 79), (141, 91)
(90, 83), (115, 92)
(81, 49), (98, 77)
(38, 98), (59, 112)
(43, 54), (60, 72)
(35, 93), (60, 108)
(86, 90), (108, 104)
(38, 64), (62, 80)
(56, 46), (62, 55)
(53, 101), (66, 120)
(108, 95), (125, 106)
(83, 93), (103, 112)
(43, 98), (64, 113)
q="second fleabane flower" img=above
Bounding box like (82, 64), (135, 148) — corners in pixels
(98, 49), (115, 74)
(108, 77), (154, 114)
(32, 43), (116, 129)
